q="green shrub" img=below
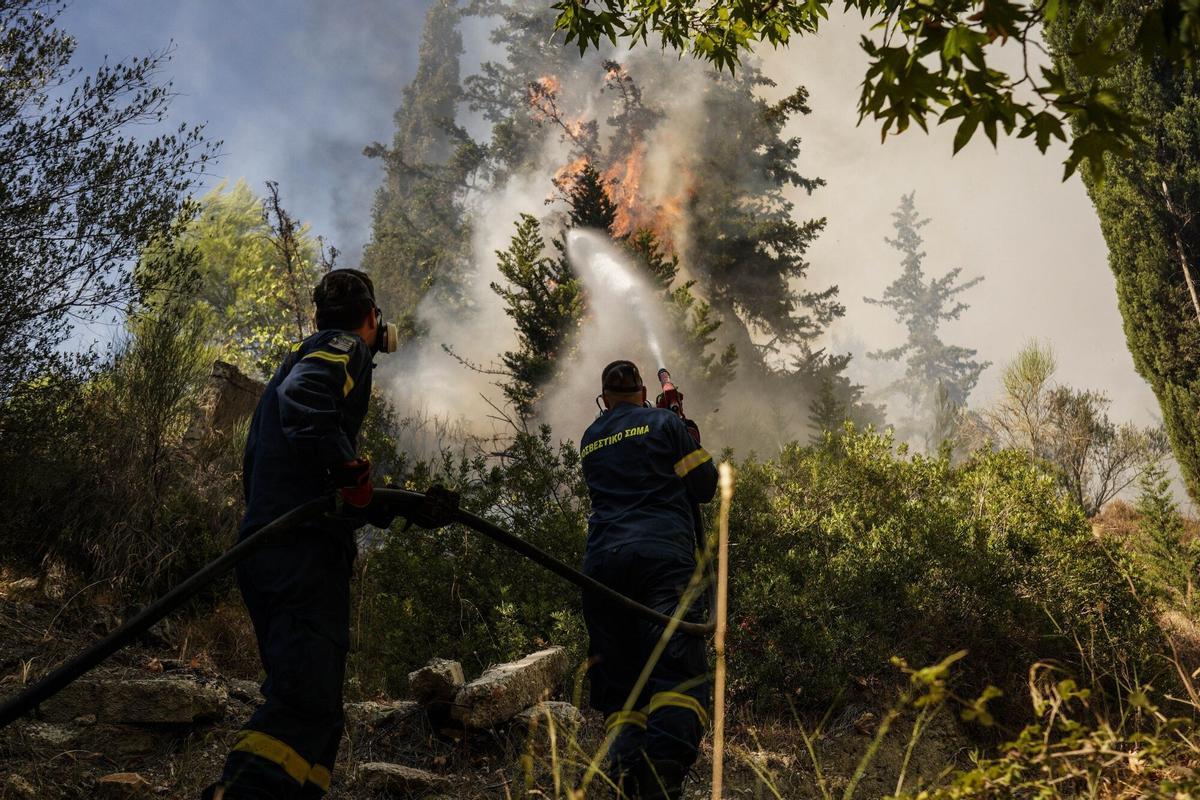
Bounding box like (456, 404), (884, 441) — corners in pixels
(0, 302), (243, 596)
(727, 427), (1158, 713)
(906, 667), (1200, 799)
(354, 426), (590, 694)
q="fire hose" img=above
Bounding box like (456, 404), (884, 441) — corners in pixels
(0, 486), (714, 730)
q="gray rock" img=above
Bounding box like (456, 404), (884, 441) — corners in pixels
(407, 658), (464, 704)
(514, 701), (583, 731)
(345, 700), (419, 730)
(39, 678), (226, 724)
(357, 762), (452, 796)
(11, 720), (79, 749)
(452, 647), (569, 729)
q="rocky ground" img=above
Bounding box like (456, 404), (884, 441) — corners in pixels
(0, 572), (972, 799)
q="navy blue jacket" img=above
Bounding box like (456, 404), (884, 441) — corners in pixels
(580, 403), (718, 561)
(240, 329), (374, 537)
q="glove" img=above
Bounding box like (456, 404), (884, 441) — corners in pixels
(332, 458), (373, 509)
(402, 484), (461, 531)
(683, 418), (702, 445)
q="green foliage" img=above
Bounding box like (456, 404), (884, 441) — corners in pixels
(1134, 463), (1200, 613)
(1044, 0), (1200, 507)
(726, 428), (1156, 711)
(362, 0), (480, 327)
(355, 427), (590, 691)
(866, 193), (987, 449)
(0, 0), (215, 400)
(491, 214), (584, 418)
(968, 342), (1167, 516)
(162, 180), (325, 379)
(0, 276), (241, 594)
(549, 0), (1200, 178)
(908, 667), (1200, 798)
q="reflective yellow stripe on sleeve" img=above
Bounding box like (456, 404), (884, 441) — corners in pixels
(232, 730), (311, 785)
(302, 350), (355, 397)
(673, 448), (712, 478)
(306, 764), (332, 791)
(605, 709), (648, 733)
(648, 691), (710, 728)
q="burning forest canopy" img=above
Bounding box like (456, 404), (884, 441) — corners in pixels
(363, 0), (872, 456)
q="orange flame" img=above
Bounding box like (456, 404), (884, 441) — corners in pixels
(603, 145), (691, 246)
(532, 71), (692, 248)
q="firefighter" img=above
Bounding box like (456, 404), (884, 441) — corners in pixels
(580, 360), (718, 800)
(204, 269), (396, 800)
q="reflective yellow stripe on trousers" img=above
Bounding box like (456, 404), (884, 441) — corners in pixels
(648, 691), (710, 728)
(306, 764), (332, 791)
(605, 709), (648, 733)
(231, 730), (311, 785)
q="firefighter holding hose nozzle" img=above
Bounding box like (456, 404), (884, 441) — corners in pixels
(581, 360), (718, 800)
(204, 269), (400, 800)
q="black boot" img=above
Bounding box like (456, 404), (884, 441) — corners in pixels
(614, 767), (641, 799)
(638, 759), (687, 800)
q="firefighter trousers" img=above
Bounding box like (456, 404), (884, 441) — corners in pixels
(205, 530), (356, 800)
(582, 543), (710, 799)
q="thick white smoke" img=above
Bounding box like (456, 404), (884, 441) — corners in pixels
(538, 230), (678, 441)
(376, 31), (730, 457)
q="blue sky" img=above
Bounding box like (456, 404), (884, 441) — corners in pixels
(62, 0), (430, 264)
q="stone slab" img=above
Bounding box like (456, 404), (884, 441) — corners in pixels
(452, 647), (568, 729)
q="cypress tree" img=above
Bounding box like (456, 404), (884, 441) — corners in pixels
(1044, 3), (1200, 501)
(362, 0), (478, 333)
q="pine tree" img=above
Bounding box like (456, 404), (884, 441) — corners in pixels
(491, 214), (582, 418)
(808, 375), (847, 443)
(566, 163), (617, 232)
(866, 193), (988, 447)
(1044, 3), (1200, 503)
(686, 78), (838, 356)
(1135, 462), (1197, 608)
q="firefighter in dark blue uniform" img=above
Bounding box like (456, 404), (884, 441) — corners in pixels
(581, 360), (718, 800)
(204, 269), (396, 800)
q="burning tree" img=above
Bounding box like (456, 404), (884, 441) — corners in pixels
(371, 0), (880, 442)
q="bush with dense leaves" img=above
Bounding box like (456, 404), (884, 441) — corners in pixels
(353, 426), (590, 694)
(726, 428), (1159, 712)
(0, 301), (243, 596)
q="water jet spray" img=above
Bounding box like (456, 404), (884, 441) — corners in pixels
(566, 229), (667, 370)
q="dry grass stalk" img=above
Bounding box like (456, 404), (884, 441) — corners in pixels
(712, 462), (734, 800)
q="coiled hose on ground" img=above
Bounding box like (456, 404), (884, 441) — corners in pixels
(0, 487), (714, 729)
